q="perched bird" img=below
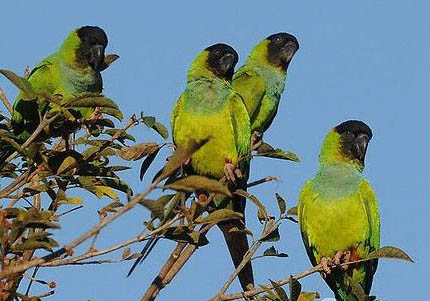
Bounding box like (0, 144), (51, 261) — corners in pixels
(232, 32), (299, 148)
(0, 26), (109, 169)
(171, 43), (254, 290)
(11, 25), (109, 140)
(298, 120), (380, 301)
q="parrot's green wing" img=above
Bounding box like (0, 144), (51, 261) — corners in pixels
(11, 55), (59, 140)
(229, 92), (251, 159)
(170, 94), (183, 146)
(232, 69), (266, 120)
(358, 179), (380, 294)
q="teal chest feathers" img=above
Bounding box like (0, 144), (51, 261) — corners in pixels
(59, 63), (102, 96)
(310, 164), (363, 200)
(253, 65), (286, 100)
(183, 79), (231, 114)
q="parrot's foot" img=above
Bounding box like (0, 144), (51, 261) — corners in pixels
(224, 163), (242, 182)
(333, 250), (351, 271)
(320, 257), (332, 277)
(91, 107), (103, 120)
(184, 158), (191, 165)
(251, 131), (262, 150)
(321, 250), (352, 277)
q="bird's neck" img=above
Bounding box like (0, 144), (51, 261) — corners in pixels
(183, 79), (231, 114)
(245, 59), (286, 95)
(59, 62), (101, 95)
(312, 163), (363, 200)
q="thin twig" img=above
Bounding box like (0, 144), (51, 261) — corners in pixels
(0, 86), (12, 114)
(246, 176), (278, 189)
(57, 206), (83, 217)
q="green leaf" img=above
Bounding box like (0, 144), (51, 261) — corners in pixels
(141, 115), (169, 139)
(152, 121), (169, 139)
(77, 176), (132, 198)
(0, 69), (36, 100)
(289, 276), (302, 301)
(101, 201), (124, 213)
(104, 129), (135, 143)
(297, 292), (320, 301)
(24, 221), (60, 230)
(68, 95), (119, 109)
(366, 246), (413, 262)
(154, 137), (210, 183)
(116, 143), (159, 161)
(286, 207), (297, 216)
(13, 238), (59, 252)
(275, 193), (287, 215)
(164, 175), (231, 197)
(138, 199), (165, 220)
(269, 279), (289, 301)
(142, 116), (156, 128)
(263, 246), (288, 258)
(163, 226), (209, 246)
(96, 178), (133, 196)
(57, 196), (83, 206)
(228, 227), (253, 237)
(57, 156), (78, 174)
(260, 227), (280, 242)
(139, 147), (161, 181)
(256, 143), (300, 162)
(235, 189), (267, 220)
(194, 209), (243, 224)
(259, 284), (278, 300)
(99, 106), (123, 121)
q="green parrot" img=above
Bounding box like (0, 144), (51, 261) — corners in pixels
(171, 43), (254, 290)
(0, 26), (109, 168)
(298, 120), (380, 301)
(11, 25), (109, 140)
(232, 32), (299, 147)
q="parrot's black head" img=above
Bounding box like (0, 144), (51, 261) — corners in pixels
(266, 32), (299, 71)
(76, 26), (108, 72)
(334, 120), (373, 165)
(205, 43), (239, 81)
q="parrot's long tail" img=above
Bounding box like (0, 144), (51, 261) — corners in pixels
(217, 185), (254, 291)
(126, 237), (160, 277)
(218, 208), (254, 291)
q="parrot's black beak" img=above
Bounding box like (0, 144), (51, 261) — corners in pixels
(88, 44), (105, 72)
(281, 41), (299, 65)
(219, 53), (235, 76)
(354, 133), (369, 161)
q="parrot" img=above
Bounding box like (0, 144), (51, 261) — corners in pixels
(298, 120), (380, 301)
(0, 25), (109, 169)
(232, 32), (299, 148)
(127, 44), (253, 288)
(171, 43), (254, 290)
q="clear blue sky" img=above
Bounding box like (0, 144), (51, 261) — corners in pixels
(1, 1), (426, 300)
